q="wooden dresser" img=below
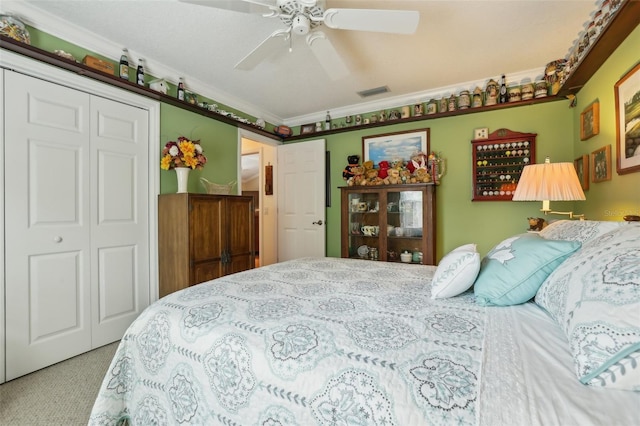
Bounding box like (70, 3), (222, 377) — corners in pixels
(158, 193), (254, 297)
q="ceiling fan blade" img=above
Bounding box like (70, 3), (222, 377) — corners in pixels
(306, 31), (349, 81)
(179, 0), (276, 14)
(323, 8), (419, 34)
(235, 29), (290, 70)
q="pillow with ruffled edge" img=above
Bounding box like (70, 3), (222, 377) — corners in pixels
(536, 223), (640, 391)
(539, 219), (624, 244)
(474, 233), (580, 306)
(430, 244), (480, 299)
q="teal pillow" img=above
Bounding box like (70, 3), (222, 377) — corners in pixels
(474, 233), (581, 306)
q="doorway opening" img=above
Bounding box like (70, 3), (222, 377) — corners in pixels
(239, 131), (279, 267)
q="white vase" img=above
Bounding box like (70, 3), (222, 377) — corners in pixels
(175, 167), (190, 193)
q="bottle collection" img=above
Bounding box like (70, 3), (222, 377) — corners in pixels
(115, 49), (187, 102)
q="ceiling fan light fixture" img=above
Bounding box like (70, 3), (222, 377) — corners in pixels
(357, 86), (390, 98)
(291, 14), (311, 35)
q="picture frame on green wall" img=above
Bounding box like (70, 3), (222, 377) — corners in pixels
(362, 128), (430, 165)
(574, 154), (589, 191)
(591, 145), (612, 183)
(614, 62), (640, 175)
(580, 100), (599, 140)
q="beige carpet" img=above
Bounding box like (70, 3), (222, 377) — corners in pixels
(0, 341), (119, 425)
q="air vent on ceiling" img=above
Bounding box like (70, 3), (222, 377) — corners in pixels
(357, 86), (390, 98)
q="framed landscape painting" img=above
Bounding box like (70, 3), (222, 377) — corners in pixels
(362, 128), (430, 165)
(614, 62), (640, 174)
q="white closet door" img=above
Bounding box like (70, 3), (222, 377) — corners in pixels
(5, 71), (92, 380)
(90, 96), (149, 346)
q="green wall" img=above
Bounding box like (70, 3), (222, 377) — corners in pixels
(310, 23), (640, 259)
(571, 24), (640, 220)
(313, 100), (574, 258)
(160, 105), (239, 194)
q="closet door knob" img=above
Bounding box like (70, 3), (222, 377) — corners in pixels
(54, 236), (63, 243)
(312, 220), (323, 225)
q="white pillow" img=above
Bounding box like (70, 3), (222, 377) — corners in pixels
(536, 223), (640, 390)
(430, 244), (480, 299)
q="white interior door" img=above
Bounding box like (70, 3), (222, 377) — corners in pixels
(5, 71), (92, 380)
(277, 139), (326, 261)
(90, 96), (149, 347)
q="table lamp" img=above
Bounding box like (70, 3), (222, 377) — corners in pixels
(512, 157), (586, 219)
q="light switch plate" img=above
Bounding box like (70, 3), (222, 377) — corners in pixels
(474, 127), (489, 140)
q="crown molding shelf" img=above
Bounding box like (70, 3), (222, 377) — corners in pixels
(557, 0), (640, 97)
(0, 35), (280, 141)
(1, 0), (637, 144)
(285, 95), (562, 141)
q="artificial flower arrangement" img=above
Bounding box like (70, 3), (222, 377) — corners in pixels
(160, 136), (207, 170)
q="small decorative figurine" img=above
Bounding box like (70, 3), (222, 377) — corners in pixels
(472, 87), (483, 107)
(485, 79), (498, 106)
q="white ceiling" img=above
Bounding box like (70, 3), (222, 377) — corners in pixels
(6, 0), (598, 126)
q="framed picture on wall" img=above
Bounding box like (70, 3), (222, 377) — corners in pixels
(591, 145), (612, 183)
(300, 123), (316, 135)
(362, 128), (430, 165)
(614, 62), (640, 174)
(574, 154), (589, 191)
(580, 100), (599, 140)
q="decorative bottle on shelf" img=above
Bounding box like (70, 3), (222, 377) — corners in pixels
(136, 58), (145, 86)
(499, 74), (508, 104)
(325, 111), (331, 130)
(177, 77), (185, 101)
(119, 48), (129, 80)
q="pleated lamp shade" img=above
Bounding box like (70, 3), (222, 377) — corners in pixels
(512, 158), (585, 212)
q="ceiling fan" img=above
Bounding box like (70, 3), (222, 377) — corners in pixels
(180, 0), (420, 80)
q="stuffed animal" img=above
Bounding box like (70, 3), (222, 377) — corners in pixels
(413, 168), (431, 183)
(361, 160), (378, 185)
(347, 165), (364, 186)
(527, 217), (548, 231)
(384, 168), (401, 184)
(342, 155), (360, 181)
(406, 151), (427, 174)
(378, 160), (390, 179)
(391, 158), (404, 170)
(399, 168), (412, 183)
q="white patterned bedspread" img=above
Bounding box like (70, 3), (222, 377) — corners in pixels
(89, 257), (484, 425)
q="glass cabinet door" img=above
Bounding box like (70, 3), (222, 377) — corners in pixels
(341, 184), (434, 265)
(386, 190), (424, 263)
(347, 191), (380, 260)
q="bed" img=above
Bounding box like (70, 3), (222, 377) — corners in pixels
(89, 220), (640, 425)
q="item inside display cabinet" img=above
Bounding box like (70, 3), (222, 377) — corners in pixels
(340, 184), (436, 265)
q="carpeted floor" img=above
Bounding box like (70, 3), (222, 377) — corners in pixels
(0, 341), (119, 425)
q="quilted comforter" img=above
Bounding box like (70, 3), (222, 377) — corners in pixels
(89, 257), (484, 425)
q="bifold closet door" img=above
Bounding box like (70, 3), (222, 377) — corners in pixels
(4, 71), (92, 380)
(90, 95), (150, 347)
(4, 71), (150, 380)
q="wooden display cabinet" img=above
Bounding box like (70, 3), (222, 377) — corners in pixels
(340, 184), (436, 265)
(471, 128), (537, 201)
